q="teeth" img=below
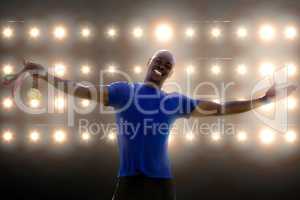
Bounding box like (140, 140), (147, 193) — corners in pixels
(154, 69), (162, 76)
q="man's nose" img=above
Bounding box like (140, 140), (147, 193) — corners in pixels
(158, 65), (165, 71)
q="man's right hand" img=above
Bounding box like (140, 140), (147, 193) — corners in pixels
(23, 60), (47, 78)
(263, 83), (297, 103)
(23, 60), (44, 70)
(21, 59), (109, 104)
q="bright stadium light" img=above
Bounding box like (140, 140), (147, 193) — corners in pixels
(107, 27), (117, 38)
(2, 64), (14, 75)
(2, 27), (13, 39)
(81, 132), (91, 141)
(80, 64), (91, 75)
(54, 97), (65, 111)
(236, 27), (248, 38)
(211, 64), (221, 75)
(53, 26), (67, 40)
(154, 23), (173, 43)
(2, 97), (13, 109)
(29, 98), (41, 108)
(2, 130), (13, 143)
(236, 131), (247, 142)
(211, 27), (221, 38)
(29, 131), (40, 143)
(285, 130), (297, 143)
(259, 129), (275, 145)
(53, 130), (66, 143)
(236, 64), (247, 75)
(28, 27), (40, 38)
(285, 63), (297, 77)
(259, 24), (276, 41)
(80, 27), (91, 38)
(260, 102), (274, 112)
(133, 65), (142, 74)
(237, 97), (246, 101)
(185, 132), (195, 141)
(211, 132), (221, 142)
(27, 88), (42, 109)
(186, 65), (195, 75)
(288, 97), (297, 110)
(108, 131), (116, 141)
(107, 65), (116, 73)
(132, 27), (143, 38)
(80, 99), (90, 108)
(284, 26), (297, 40)
(212, 99), (221, 104)
(259, 62), (274, 77)
(54, 62), (66, 77)
(185, 27), (195, 38)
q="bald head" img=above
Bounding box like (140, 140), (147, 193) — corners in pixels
(151, 50), (175, 66)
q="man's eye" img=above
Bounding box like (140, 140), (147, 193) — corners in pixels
(156, 60), (162, 65)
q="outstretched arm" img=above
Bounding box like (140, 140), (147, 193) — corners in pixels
(24, 61), (109, 105)
(191, 84), (297, 117)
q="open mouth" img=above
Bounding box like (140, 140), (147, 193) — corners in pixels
(153, 69), (163, 76)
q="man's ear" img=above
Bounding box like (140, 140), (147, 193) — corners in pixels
(147, 58), (151, 66)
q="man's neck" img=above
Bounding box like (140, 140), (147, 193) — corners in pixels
(143, 80), (162, 89)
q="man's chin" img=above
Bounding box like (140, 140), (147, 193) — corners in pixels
(150, 74), (161, 81)
(149, 76), (162, 84)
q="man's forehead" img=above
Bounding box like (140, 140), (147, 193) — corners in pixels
(152, 50), (175, 65)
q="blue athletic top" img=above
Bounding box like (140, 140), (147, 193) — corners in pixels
(107, 82), (199, 179)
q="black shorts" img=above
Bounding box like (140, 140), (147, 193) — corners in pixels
(112, 175), (176, 200)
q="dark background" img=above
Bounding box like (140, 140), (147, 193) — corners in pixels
(1, 0), (300, 199)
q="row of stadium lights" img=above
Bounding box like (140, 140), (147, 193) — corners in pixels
(0, 129), (298, 146)
(184, 130), (298, 145)
(1, 24), (298, 42)
(1, 61), (298, 77)
(1, 130), (117, 144)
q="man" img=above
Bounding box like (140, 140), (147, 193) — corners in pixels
(23, 50), (296, 200)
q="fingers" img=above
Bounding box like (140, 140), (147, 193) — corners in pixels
(272, 84), (297, 99)
(2, 74), (16, 85)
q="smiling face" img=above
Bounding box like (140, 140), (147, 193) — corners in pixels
(144, 50), (175, 87)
